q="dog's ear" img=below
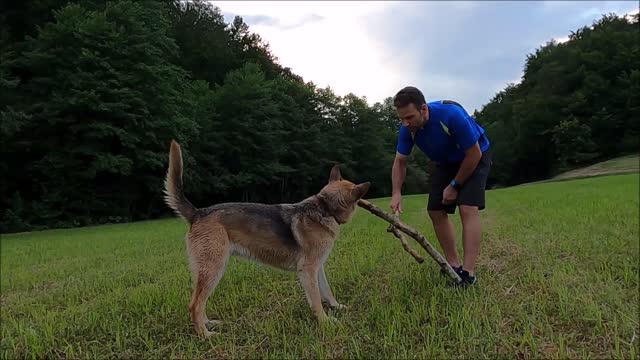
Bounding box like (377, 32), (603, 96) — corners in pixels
(352, 182), (370, 200)
(329, 164), (343, 183)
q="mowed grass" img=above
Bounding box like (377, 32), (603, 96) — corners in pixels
(1, 174), (638, 359)
(553, 154), (639, 180)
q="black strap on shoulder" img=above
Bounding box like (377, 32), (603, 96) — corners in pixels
(440, 99), (485, 137)
(441, 99), (464, 109)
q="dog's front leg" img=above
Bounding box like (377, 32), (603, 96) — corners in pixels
(318, 265), (346, 310)
(297, 265), (332, 322)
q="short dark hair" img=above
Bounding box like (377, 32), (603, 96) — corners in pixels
(393, 86), (426, 109)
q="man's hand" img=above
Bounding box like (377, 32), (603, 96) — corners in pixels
(442, 185), (458, 205)
(390, 192), (403, 213)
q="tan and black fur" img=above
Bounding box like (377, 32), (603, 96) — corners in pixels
(163, 140), (370, 337)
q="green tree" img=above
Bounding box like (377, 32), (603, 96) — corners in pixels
(6, 1), (198, 229)
(207, 63), (294, 202)
(549, 117), (599, 171)
(476, 13), (638, 186)
(165, 0), (235, 86)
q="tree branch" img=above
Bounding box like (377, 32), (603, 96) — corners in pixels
(387, 225), (425, 263)
(357, 199), (462, 284)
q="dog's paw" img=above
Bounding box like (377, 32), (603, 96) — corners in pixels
(196, 328), (215, 338)
(206, 319), (223, 327)
(330, 303), (347, 310)
(319, 315), (339, 324)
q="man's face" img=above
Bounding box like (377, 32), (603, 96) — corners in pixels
(396, 103), (427, 132)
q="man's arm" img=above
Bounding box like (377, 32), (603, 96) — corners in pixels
(391, 125), (413, 212)
(392, 152), (408, 195)
(448, 105), (484, 186)
(393, 125), (413, 194)
(453, 142), (482, 185)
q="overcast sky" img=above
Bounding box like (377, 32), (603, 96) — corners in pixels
(211, 1), (638, 113)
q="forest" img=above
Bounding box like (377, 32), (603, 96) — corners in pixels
(1, 0), (637, 232)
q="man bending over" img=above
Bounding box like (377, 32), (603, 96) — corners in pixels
(390, 86), (492, 286)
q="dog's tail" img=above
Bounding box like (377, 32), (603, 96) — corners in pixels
(163, 140), (197, 223)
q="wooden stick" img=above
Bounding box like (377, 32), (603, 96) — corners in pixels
(387, 226), (425, 263)
(388, 211), (425, 263)
(357, 199), (462, 284)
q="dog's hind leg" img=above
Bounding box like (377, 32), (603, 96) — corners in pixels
(318, 265), (346, 310)
(187, 226), (230, 338)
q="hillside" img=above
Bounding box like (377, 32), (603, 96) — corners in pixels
(515, 154), (639, 187)
(552, 154), (639, 180)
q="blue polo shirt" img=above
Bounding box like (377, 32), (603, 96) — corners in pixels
(396, 100), (490, 163)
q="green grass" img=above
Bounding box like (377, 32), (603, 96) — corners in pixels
(515, 154), (639, 188)
(2, 174), (639, 359)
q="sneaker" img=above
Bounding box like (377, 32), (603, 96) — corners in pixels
(456, 269), (478, 287)
(440, 264), (462, 277)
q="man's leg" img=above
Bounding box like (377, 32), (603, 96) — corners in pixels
(455, 149), (492, 284)
(427, 163), (461, 269)
(459, 205), (481, 275)
(428, 210), (460, 268)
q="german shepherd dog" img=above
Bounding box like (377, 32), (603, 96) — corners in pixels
(163, 140), (370, 337)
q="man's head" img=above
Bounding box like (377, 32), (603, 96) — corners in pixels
(393, 86), (428, 132)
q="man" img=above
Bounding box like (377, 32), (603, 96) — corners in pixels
(390, 86), (492, 286)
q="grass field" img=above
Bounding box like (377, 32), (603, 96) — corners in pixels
(1, 173), (639, 359)
(553, 155), (638, 180)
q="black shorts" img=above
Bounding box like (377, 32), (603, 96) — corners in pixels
(427, 149), (492, 214)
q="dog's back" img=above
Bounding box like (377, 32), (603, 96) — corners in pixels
(191, 202), (302, 269)
(198, 203), (297, 245)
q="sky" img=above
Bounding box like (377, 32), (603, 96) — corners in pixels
(211, 1), (638, 113)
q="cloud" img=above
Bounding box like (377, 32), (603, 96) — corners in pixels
(624, 7), (639, 18)
(240, 14), (279, 27)
(541, 1), (576, 12)
(579, 7), (609, 20)
(212, 1), (402, 103)
(365, 1), (637, 112)
(211, 0), (637, 112)
(239, 13), (324, 30)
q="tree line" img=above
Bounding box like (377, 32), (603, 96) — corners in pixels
(473, 13), (639, 185)
(1, 1), (637, 233)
